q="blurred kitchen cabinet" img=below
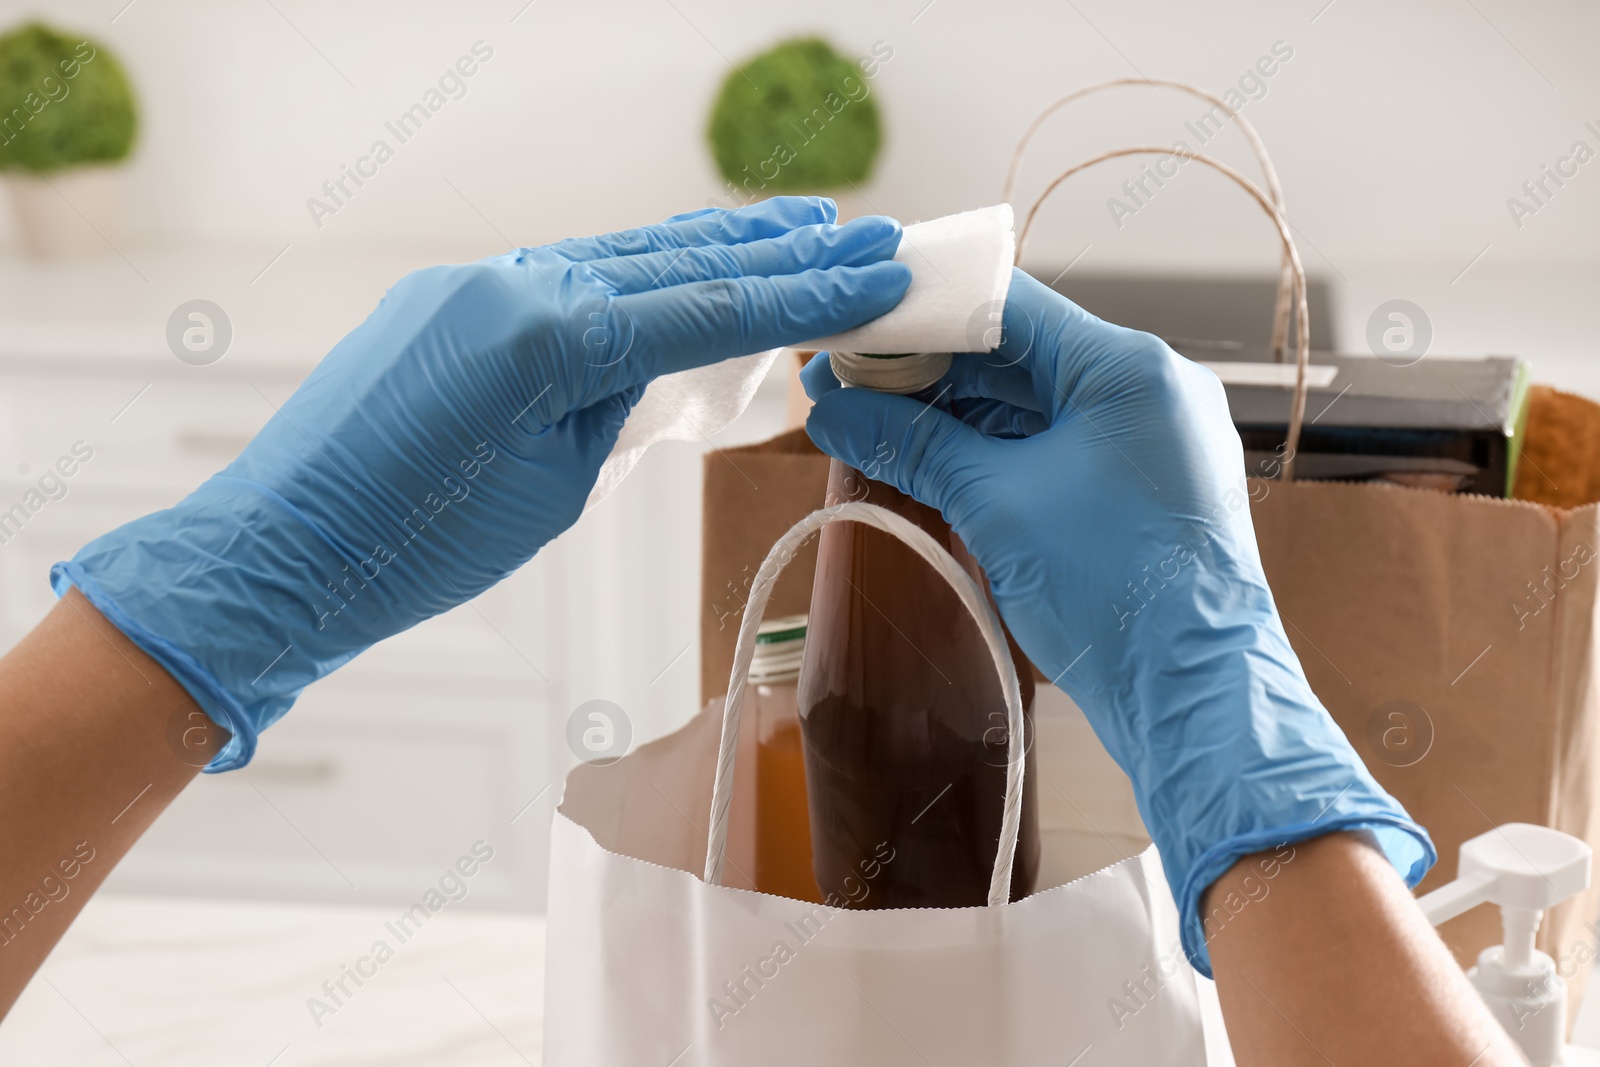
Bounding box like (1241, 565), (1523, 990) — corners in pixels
(0, 356), (563, 910)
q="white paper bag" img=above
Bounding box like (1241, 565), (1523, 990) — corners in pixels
(544, 503), (1229, 1065)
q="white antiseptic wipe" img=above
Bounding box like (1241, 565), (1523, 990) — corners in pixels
(804, 202), (1016, 355)
(586, 204), (1016, 506)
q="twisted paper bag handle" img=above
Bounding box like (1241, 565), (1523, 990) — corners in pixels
(1007, 81), (1311, 479)
(1004, 78), (1296, 366)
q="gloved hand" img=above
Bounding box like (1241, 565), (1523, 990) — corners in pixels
(802, 269), (1433, 975)
(57, 197), (910, 772)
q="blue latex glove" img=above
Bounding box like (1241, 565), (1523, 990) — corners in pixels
(802, 269), (1433, 976)
(56, 197), (910, 772)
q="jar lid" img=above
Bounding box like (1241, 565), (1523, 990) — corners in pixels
(750, 614), (806, 685)
(829, 350), (952, 394)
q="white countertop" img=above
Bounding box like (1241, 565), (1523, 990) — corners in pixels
(0, 894), (545, 1067)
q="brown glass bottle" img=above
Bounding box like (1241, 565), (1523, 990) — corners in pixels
(797, 459), (1039, 909)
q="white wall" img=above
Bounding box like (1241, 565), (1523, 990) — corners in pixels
(1, 0), (1595, 274)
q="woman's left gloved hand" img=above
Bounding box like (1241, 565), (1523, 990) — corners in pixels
(56, 197), (910, 770)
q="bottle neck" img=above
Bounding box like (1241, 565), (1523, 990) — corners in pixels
(829, 350), (952, 395)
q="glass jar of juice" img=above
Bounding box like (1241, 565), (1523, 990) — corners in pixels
(748, 614), (821, 903)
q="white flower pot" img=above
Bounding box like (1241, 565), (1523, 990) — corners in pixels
(4, 165), (122, 260)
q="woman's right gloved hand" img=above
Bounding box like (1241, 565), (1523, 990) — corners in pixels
(801, 269), (1434, 976)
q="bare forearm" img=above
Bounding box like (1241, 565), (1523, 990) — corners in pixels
(0, 589), (224, 1017)
(1208, 832), (1526, 1066)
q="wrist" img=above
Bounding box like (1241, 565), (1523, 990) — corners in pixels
(1123, 646), (1435, 976)
(52, 477), (380, 770)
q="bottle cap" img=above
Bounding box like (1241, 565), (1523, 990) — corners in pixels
(829, 350), (952, 395)
(750, 614), (806, 686)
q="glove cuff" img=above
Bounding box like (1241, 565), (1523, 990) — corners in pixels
(50, 476), (376, 771)
(1110, 574), (1437, 977)
(1172, 811), (1434, 978)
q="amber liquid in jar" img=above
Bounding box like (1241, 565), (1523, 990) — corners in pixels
(797, 462), (1039, 908)
(755, 713), (819, 901)
(749, 616), (822, 903)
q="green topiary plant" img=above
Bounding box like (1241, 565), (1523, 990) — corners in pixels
(0, 22), (138, 174)
(707, 36), (881, 194)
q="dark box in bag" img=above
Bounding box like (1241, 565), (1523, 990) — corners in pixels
(1183, 343), (1529, 496)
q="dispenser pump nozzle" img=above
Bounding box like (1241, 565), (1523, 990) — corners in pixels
(1418, 823), (1594, 1066)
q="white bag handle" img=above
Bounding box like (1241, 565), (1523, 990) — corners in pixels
(702, 501), (1027, 908)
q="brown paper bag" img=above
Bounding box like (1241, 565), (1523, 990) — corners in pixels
(1249, 386), (1600, 1010)
(699, 428), (829, 702)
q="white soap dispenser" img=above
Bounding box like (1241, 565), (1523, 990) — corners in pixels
(1419, 822), (1600, 1066)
